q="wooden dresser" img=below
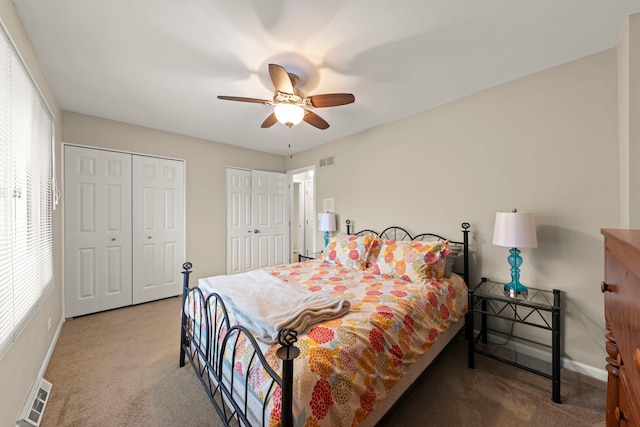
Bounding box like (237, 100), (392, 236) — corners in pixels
(601, 229), (640, 426)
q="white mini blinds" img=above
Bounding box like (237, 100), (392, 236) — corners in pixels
(0, 22), (54, 358)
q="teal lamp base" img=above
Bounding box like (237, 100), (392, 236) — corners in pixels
(503, 247), (528, 299)
(324, 231), (330, 248)
(504, 282), (528, 299)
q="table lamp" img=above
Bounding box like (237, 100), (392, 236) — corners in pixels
(493, 209), (538, 298)
(318, 213), (336, 248)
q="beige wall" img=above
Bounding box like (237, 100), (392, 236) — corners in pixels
(287, 49), (620, 372)
(62, 111), (286, 279)
(0, 1), (63, 425)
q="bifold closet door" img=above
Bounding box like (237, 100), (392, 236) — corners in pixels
(252, 170), (290, 269)
(132, 155), (185, 304)
(226, 168), (290, 274)
(226, 168), (253, 274)
(64, 146), (132, 318)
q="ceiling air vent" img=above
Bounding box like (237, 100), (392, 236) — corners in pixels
(17, 378), (52, 427)
(319, 156), (335, 168)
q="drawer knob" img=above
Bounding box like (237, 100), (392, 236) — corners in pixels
(615, 406), (627, 422)
(635, 348), (640, 373)
(601, 281), (613, 293)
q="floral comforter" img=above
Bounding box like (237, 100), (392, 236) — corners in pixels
(267, 261), (467, 426)
(193, 259), (467, 427)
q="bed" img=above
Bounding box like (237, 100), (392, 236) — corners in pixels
(179, 221), (471, 427)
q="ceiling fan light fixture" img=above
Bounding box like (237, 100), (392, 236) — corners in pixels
(218, 64), (353, 130)
(274, 104), (304, 127)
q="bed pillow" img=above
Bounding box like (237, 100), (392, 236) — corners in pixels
(319, 234), (380, 270)
(372, 240), (450, 283)
(364, 236), (383, 268)
(444, 243), (463, 278)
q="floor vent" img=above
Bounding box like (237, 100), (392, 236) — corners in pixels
(319, 155), (335, 168)
(17, 378), (52, 427)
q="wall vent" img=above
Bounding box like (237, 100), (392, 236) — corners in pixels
(17, 378), (52, 427)
(319, 156), (335, 168)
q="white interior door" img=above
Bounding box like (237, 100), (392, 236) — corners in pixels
(132, 155), (185, 303)
(252, 170), (290, 268)
(226, 168), (290, 273)
(64, 146), (132, 317)
(226, 168), (252, 274)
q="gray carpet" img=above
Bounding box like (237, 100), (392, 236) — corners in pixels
(41, 296), (605, 426)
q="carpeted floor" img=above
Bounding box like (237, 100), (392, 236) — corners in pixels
(41, 296), (606, 427)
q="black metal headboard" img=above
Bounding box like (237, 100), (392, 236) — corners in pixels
(344, 219), (471, 282)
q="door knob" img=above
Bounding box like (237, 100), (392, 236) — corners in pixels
(147, 236), (152, 239)
(111, 238), (116, 241)
(254, 229), (259, 233)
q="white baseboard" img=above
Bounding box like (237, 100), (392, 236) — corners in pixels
(16, 318), (64, 427)
(483, 331), (607, 382)
(38, 317), (64, 379)
(561, 356), (607, 382)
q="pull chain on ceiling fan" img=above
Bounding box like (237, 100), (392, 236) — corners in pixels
(217, 64), (355, 130)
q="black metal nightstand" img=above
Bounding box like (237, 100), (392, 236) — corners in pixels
(298, 252), (322, 261)
(466, 277), (562, 403)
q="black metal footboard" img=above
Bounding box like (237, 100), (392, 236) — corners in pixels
(179, 262), (298, 427)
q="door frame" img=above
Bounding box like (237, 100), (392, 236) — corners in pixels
(287, 164), (316, 258)
(291, 181), (304, 256)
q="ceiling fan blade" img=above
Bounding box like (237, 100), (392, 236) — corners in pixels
(261, 113), (278, 128)
(269, 64), (294, 95)
(303, 110), (329, 130)
(217, 96), (271, 104)
(306, 93), (355, 108)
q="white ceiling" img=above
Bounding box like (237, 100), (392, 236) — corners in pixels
(11, 0), (640, 155)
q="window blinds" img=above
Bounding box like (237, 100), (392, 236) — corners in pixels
(0, 23), (54, 357)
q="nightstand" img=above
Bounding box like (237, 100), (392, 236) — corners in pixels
(298, 252), (322, 261)
(466, 277), (561, 403)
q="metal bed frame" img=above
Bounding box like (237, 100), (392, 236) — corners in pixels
(179, 221), (470, 427)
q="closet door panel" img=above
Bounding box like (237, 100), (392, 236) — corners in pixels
(251, 171), (290, 269)
(157, 159), (184, 299)
(105, 246), (124, 294)
(64, 146), (132, 317)
(226, 168), (253, 274)
(78, 248), (96, 299)
(133, 156), (185, 303)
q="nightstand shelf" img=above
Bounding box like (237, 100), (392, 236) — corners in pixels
(298, 252), (322, 261)
(466, 277), (562, 403)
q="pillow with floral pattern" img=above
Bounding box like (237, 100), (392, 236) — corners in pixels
(371, 239), (450, 283)
(365, 236), (383, 269)
(319, 234), (381, 270)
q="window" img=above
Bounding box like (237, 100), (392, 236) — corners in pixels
(0, 22), (54, 357)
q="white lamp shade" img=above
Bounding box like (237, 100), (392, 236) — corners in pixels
(493, 211), (538, 248)
(274, 104), (304, 126)
(318, 213), (336, 232)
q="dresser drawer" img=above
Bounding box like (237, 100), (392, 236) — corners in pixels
(620, 366), (640, 426)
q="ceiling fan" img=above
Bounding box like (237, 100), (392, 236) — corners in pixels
(217, 64), (355, 130)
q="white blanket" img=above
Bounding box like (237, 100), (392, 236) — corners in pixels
(198, 269), (350, 344)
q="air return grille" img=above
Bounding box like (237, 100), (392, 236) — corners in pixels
(319, 156), (335, 168)
(17, 378), (52, 427)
